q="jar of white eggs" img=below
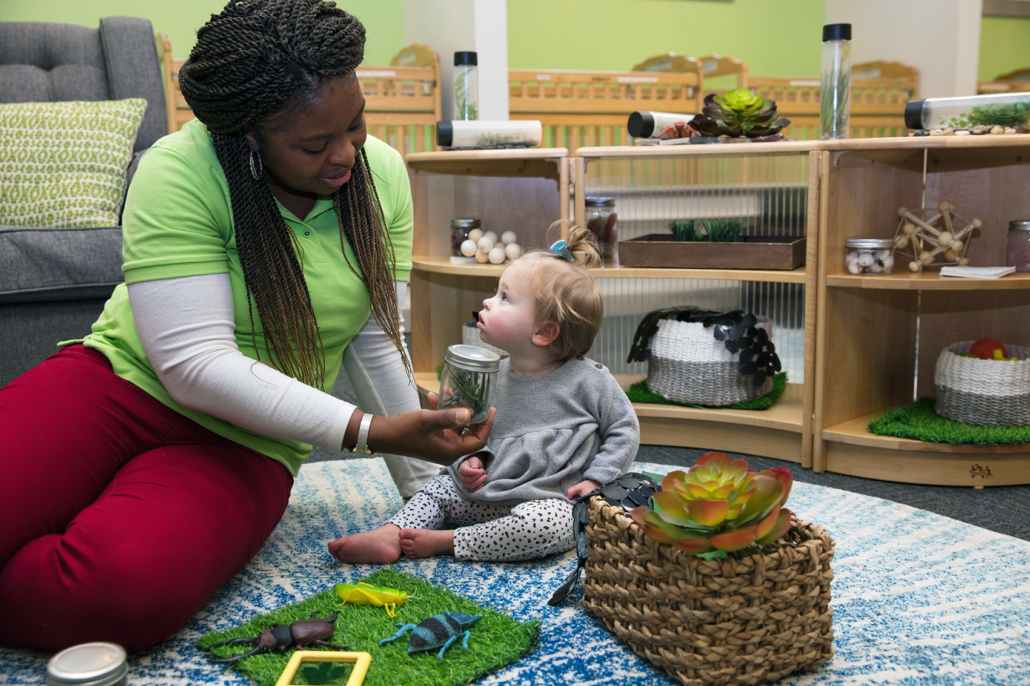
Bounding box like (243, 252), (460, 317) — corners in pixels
(458, 225), (523, 265)
(845, 238), (895, 275)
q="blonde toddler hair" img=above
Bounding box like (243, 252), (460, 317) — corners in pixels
(506, 224), (604, 361)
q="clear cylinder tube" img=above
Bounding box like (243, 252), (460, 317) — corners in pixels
(904, 93), (1030, 130)
(820, 23), (851, 140)
(454, 51), (479, 121)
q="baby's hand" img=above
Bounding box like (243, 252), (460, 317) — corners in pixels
(458, 455), (488, 492)
(566, 479), (602, 500)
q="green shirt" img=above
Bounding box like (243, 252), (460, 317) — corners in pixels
(79, 120), (413, 476)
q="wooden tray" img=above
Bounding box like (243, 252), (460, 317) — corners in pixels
(618, 234), (806, 271)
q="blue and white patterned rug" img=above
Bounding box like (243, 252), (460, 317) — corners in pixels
(3, 458), (1029, 685)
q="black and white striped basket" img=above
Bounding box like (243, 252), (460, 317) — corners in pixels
(934, 341), (1030, 427)
(647, 317), (774, 406)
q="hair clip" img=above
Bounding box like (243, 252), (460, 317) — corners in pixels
(549, 240), (575, 262)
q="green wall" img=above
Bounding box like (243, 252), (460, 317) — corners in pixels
(0, 0), (405, 65)
(507, 0), (825, 78)
(979, 15), (1030, 81)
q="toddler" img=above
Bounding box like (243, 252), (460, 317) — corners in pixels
(329, 225), (640, 563)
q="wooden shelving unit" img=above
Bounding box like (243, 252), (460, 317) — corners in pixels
(813, 136), (1030, 487)
(407, 143), (821, 466)
(570, 144), (820, 466)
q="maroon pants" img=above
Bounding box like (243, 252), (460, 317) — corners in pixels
(0, 345), (293, 653)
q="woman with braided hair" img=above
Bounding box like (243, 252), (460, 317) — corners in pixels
(0, 0), (493, 653)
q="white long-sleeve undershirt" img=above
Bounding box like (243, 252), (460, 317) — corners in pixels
(127, 273), (414, 455)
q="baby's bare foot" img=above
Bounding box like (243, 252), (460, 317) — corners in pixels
(329, 524), (401, 564)
(398, 528), (455, 558)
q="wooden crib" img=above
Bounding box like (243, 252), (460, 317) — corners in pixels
(508, 66), (702, 153)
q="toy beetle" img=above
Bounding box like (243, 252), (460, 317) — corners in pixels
(378, 611), (482, 660)
(200, 611), (347, 663)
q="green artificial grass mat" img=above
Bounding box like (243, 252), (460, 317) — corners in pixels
(198, 569), (538, 686)
(867, 397), (1030, 445)
(625, 372), (788, 411)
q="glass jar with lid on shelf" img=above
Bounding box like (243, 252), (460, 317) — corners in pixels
(845, 238), (894, 274)
(584, 196), (617, 261)
(1007, 220), (1030, 272)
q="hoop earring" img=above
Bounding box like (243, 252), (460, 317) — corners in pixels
(249, 150), (263, 180)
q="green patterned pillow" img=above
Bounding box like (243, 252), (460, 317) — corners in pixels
(0, 98), (148, 228)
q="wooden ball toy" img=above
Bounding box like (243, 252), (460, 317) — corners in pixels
(909, 261), (921, 272)
(475, 250), (489, 264)
(903, 222), (916, 235)
(484, 231), (498, 244)
(468, 228), (484, 243)
(972, 219), (982, 228)
(477, 236), (495, 252)
(959, 257), (970, 266)
(488, 246), (506, 264)
(937, 231), (953, 247)
(895, 235), (909, 249)
(938, 200), (952, 211)
(460, 239), (478, 257)
(921, 253), (935, 266)
(945, 250), (958, 261)
(504, 243), (523, 260)
(898, 207), (908, 217)
(501, 231), (517, 245)
(950, 240), (963, 252)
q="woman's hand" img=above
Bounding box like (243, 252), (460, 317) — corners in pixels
(458, 455), (488, 492)
(367, 400), (496, 467)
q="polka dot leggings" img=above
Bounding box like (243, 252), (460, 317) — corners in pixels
(389, 476), (575, 562)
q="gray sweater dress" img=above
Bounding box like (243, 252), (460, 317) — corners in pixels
(443, 355), (640, 507)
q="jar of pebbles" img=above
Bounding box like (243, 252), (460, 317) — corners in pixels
(845, 238), (895, 274)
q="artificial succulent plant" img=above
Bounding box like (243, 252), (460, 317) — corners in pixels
(690, 89), (791, 139)
(630, 452), (794, 553)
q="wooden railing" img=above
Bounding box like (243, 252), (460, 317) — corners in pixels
(508, 68), (702, 153)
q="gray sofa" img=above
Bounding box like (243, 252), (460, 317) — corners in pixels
(0, 17), (167, 387)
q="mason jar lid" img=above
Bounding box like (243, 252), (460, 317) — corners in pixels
(1009, 220), (1030, 231)
(445, 344), (501, 372)
(47, 643), (128, 686)
(846, 238), (895, 249)
(584, 196), (614, 207)
(451, 218), (481, 229)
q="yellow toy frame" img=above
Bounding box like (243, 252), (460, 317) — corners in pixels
(274, 651), (372, 686)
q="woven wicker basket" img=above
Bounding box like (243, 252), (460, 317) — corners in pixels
(935, 341), (1030, 426)
(647, 317), (773, 406)
(582, 499), (835, 686)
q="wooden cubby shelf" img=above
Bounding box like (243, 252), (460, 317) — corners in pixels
(814, 137), (1030, 487)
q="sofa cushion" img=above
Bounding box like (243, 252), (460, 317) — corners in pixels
(0, 98), (147, 228)
(0, 21), (109, 102)
(0, 225), (123, 304)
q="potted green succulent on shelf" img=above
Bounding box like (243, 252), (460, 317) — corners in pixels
(690, 88), (791, 139)
(630, 451), (794, 554)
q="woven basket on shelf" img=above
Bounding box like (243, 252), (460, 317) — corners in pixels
(461, 323), (508, 358)
(935, 341), (1030, 426)
(582, 498), (835, 686)
(647, 317), (773, 406)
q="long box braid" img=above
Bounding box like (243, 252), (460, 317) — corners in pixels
(178, 0), (410, 389)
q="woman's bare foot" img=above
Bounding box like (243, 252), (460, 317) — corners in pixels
(399, 528), (455, 558)
(328, 524), (402, 564)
